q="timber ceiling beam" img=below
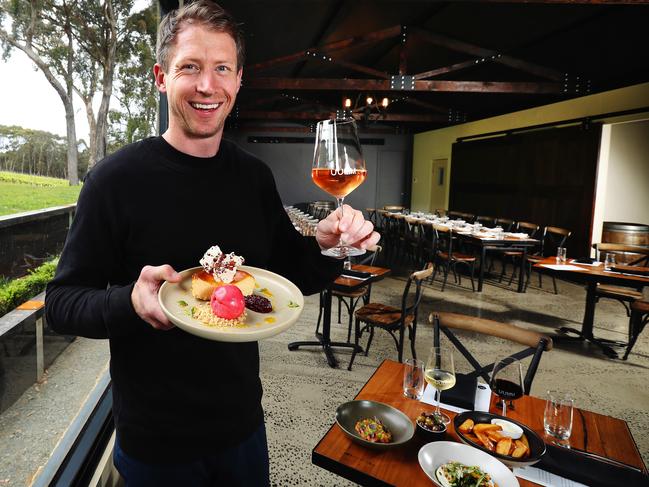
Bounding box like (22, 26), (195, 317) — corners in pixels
(247, 25), (401, 73)
(410, 27), (564, 81)
(244, 77), (563, 94)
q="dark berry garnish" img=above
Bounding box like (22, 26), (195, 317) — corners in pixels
(245, 294), (273, 313)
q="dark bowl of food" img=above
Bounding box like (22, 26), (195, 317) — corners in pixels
(335, 400), (415, 450)
(416, 411), (447, 442)
(453, 410), (545, 467)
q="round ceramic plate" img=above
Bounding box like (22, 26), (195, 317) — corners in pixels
(418, 441), (519, 487)
(335, 400), (415, 450)
(158, 265), (304, 342)
(453, 411), (545, 468)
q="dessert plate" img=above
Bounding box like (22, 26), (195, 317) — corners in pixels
(159, 265), (304, 342)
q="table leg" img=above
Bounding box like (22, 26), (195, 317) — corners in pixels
(478, 246), (486, 292)
(556, 281), (624, 358)
(288, 286), (362, 368)
(517, 248), (527, 293)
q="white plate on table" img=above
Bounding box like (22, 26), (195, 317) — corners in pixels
(418, 441), (519, 487)
(158, 265), (303, 342)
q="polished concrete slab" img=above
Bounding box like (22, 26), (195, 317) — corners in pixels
(0, 269), (646, 486)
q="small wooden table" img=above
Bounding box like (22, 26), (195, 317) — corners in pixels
(313, 359), (647, 486)
(534, 257), (649, 357)
(288, 264), (391, 368)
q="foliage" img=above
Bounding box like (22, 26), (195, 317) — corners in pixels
(0, 175), (80, 217)
(0, 0), (159, 182)
(0, 258), (58, 317)
(0, 170), (71, 187)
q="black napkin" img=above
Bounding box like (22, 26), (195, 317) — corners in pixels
(341, 269), (371, 279)
(537, 443), (649, 487)
(441, 373), (476, 410)
(573, 257), (596, 264)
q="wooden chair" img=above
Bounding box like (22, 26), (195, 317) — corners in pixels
(330, 245), (383, 342)
(512, 225), (570, 293)
(475, 215), (497, 228)
(431, 311), (553, 395)
(431, 224), (476, 292)
(593, 243), (649, 316)
(495, 217), (516, 232)
(625, 300), (649, 360)
(500, 221), (540, 283)
(383, 205), (406, 212)
(435, 208), (447, 217)
(348, 263), (434, 370)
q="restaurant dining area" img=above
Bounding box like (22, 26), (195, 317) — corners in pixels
(1, 1), (649, 486)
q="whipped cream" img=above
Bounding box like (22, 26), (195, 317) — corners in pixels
(199, 245), (244, 283)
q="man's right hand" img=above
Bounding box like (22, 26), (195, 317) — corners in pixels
(131, 264), (182, 330)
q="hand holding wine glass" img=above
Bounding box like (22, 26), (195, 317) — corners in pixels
(312, 118), (367, 259)
(424, 345), (456, 425)
(490, 357), (524, 417)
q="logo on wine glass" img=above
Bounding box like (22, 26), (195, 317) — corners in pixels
(330, 167), (359, 176)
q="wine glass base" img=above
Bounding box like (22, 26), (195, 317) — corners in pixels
(321, 245), (365, 259)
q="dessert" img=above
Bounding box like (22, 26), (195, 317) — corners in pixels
(210, 285), (245, 319)
(192, 246), (255, 299)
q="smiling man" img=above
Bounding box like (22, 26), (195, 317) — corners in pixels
(45, 1), (378, 486)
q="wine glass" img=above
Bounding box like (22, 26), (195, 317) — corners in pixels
(424, 346), (456, 425)
(490, 357), (524, 417)
(311, 118), (367, 258)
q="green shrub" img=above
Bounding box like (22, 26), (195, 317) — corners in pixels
(0, 258), (59, 317)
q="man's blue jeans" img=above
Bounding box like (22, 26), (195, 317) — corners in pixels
(113, 423), (270, 486)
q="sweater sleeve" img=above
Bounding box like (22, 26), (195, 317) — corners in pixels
(45, 175), (148, 339)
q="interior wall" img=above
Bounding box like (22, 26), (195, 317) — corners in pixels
(592, 119), (649, 249)
(412, 82), (649, 212)
(225, 130), (412, 212)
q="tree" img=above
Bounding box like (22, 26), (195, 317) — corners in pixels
(0, 0), (81, 184)
(0, 0), (157, 184)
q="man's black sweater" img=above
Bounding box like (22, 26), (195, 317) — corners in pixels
(45, 136), (341, 462)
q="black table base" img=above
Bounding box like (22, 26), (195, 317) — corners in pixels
(288, 333), (362, 368)
(554, 326), (627, 359)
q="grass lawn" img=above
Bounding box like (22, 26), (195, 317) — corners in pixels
(0, 172), (81, 217)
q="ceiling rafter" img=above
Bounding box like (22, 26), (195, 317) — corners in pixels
(245, 77), (562, 94)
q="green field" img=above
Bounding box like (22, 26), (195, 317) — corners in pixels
(0, 171), (82, 217)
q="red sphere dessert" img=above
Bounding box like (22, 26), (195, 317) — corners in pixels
(210, 285), (245, 320)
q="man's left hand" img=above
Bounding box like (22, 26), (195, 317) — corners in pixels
(316, 204), (380, 251)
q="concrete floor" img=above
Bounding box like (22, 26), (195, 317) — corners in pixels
(0, 267), (647, 486)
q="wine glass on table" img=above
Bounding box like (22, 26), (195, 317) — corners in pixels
(424, 346), (456, 425)
(311, 118), (367, 259)
(490, 357), (524, 417)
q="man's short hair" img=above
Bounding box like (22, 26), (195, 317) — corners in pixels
(157, 0), (245, 71)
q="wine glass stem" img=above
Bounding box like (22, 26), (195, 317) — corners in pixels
(337, 197), (347, 247)
(502, 399), (507, 416)
(435, 389), (442, 416)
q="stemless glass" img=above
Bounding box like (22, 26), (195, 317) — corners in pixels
(424, 346), (456, 424)
(490, 357), (524, 417)
(311, 118), (367, 258)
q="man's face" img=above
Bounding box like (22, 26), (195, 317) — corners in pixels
(154, 25), (242, 145)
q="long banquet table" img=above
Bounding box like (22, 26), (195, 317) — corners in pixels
(312, 359), (647, 486)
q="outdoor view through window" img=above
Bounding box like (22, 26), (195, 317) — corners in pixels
(0, 0), (156, 484)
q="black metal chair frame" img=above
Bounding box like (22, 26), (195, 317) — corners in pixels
(431, 312), (552, 395)
(431, 225), (476, 292)
(625, 301), (649, 360)
(348, 263), (433, 370)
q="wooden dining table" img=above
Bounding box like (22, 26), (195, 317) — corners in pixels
(458, 233), (540, 293)
(312, 359), (647, 486)
(534, 257), (649, 358)
(288, 264), (391, 368)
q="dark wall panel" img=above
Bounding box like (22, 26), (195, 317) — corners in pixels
(225, 130), (412, 212)
(449, 124), (602, 256)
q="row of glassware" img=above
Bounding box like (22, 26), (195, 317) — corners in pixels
(285, 206), (318, 237)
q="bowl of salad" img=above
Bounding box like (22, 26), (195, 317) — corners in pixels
(418, 441), (519, 487)
(335, 400), (415, 450)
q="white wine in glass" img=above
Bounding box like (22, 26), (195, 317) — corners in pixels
(424, 346), (456, 425)
(311, 118), (367, 258)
